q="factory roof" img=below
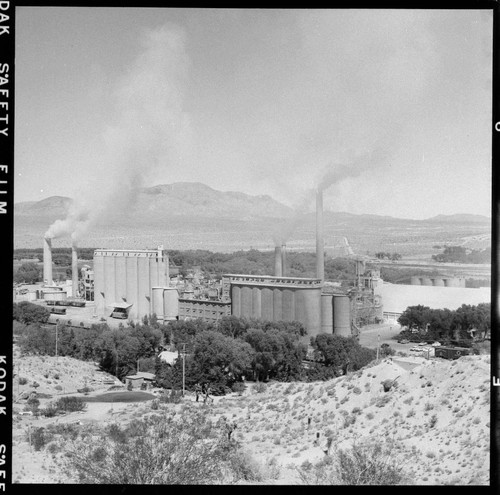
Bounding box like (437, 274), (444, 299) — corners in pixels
(375, 283), (490, 315)
(107, 302), (133, 309)
(225, 274), (323, 288)
(125, 372), (156, 381)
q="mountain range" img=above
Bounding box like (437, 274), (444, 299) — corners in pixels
(14, 182), (490, 224)
(14, 182), (491, 252)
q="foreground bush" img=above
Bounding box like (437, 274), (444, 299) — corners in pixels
(297, 438), (409, 485)
(64, 409), (262, 484)
(54, 396), (87, 413)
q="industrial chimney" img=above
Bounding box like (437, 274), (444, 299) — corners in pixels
(281, 244), (287, 277)
(43, 237), (53, 285)
(316, 188), (325, 282)
(72, 243), (78, 298)
(274, 245), (283, 277)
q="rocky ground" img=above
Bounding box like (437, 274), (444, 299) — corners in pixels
(12, 346), (490, 485)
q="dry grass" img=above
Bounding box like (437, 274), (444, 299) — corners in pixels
(12, 350), (490, 485)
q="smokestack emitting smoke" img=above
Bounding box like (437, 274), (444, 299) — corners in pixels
(72, 243), (78, 298)
(43, 237), (53, 285)
(316, 188), (324, 282)
(43, 24), (190, 246)
(274, 245), (283, 277)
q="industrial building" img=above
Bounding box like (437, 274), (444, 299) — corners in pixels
(35, 186), (382, 339)
(410, 276), (466, 287)
(93, 246), (172, 321)
(375, 282), (490, 322)
(178, 298), (231, 322)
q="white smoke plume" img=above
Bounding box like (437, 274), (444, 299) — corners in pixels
(317, 147), (389, 192)
(44, 23), (191, 243)
(273, 147), (390, 245)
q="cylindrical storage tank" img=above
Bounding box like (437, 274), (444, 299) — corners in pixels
(274, 246), (282, 277)
(43, 237), (53, 285)
(163, 287), (179, 321)
(43, 289), (67, 301)
(410, 276), (421, 285)
(433, 277), (445, 287)
(126, 255), (139, 319)
(445, 277), (460, 287)
(261, 287), (273, 320)
(273, 288), (283, 321)
(300, 288), (322, 337)
(241, 286), (253, 318)
(282, 289), (295, 321)
(252, 287), (262, 319)
(151, 287), (164, 320)
(137, 256), (151, 319)
(332, 294), (351, 337)
(321, 293), (334, 333)
(149, 258), (158, 294)
(93, 253), (105, 315)
(421, 277), (432, 286)
(231, 285), (241, 316)
(104, 255), (116, 309)
(115, 254), (127, 301)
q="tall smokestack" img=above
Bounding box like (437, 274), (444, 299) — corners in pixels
(72, 243), (78, 298)
(274, 245), (283, 277)
(316, 188), (325, 282)
(281, 244), (287, 277)
(43, 237), (53, 285)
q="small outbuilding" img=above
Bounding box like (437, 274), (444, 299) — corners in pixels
(124, 371), (156, 390)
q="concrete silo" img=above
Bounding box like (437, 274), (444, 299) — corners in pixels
(94, 248), (167, 321)
(321, 293), (334, 333)
(332, 294), (351, 337)
(163, 287), (179, 321)
(151, 287), (165, 320)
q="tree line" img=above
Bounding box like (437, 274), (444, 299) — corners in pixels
(432, 246), (491, 264)
(13, 302), (376, 394)
(397, 303), (490, 343)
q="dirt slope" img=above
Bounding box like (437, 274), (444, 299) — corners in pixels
(12, 351), (490, 485)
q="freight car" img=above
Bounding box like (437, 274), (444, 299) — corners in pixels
(434, 346), (470, 360)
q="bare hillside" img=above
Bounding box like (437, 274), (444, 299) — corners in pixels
(12, 352), (490, 485)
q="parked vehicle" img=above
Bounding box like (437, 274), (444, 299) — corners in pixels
(435, 346), (470, 360)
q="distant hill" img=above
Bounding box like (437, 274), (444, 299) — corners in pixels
(13, 182), (492, 252)
(426, 214), (490, 224)
(14, 183), (294, 221)
(14, 196), (73, 218)
(134, 182), (294, 220)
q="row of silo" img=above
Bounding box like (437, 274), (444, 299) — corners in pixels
(151, 287), (179, 322)
(410, 276), (465, 287)
(94, 248), (168, 320)
(320, 293), (352, 336)
(230, 280), (323, 336)
(228, 276), (352, 338)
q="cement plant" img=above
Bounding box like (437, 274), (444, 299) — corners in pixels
(12, 184), (492, 486)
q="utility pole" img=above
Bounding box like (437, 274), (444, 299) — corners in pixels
(55, 323), (58, 365)
(181, 343), (186, 397)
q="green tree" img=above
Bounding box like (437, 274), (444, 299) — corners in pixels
(397, 305), (432, 332)
(190, 331), (254, 393)
(14, 262), (41, 284)
(13, 302), (50, 325)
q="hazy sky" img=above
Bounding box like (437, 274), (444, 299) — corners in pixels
(15, 8), (493, 219)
